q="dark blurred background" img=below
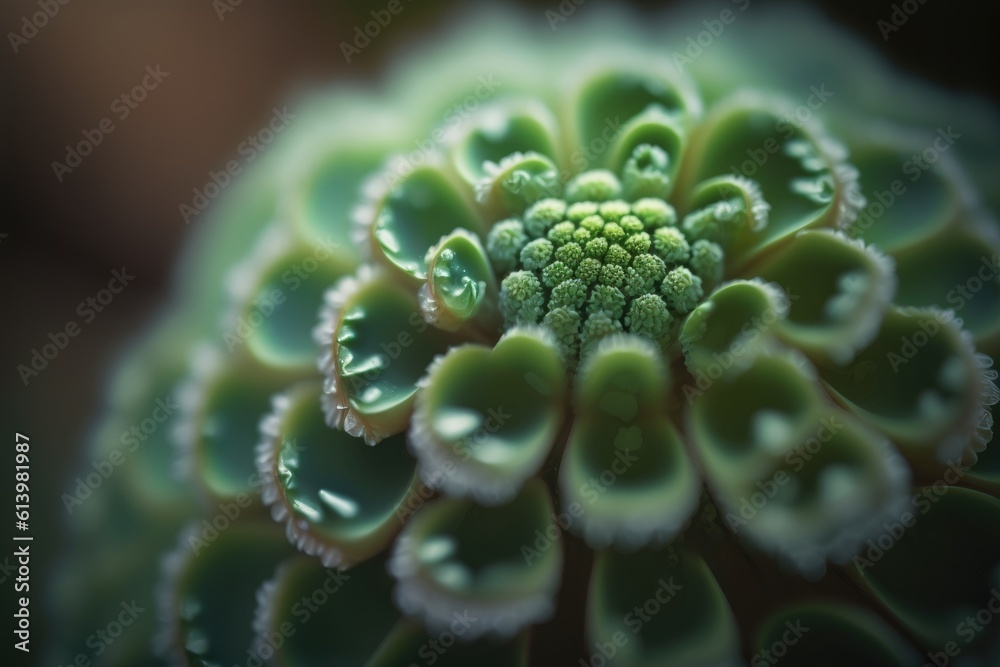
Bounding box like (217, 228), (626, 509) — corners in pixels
(1, 0), (997, 660)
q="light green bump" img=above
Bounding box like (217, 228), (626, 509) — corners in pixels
(547, 221), (577, 246)
(652, 227), (690, 264)
(550, 278), (588, 311)
(587, 285), (627, 320)
(631, 197), (676, 229)
(499, 270), (544, 325)
(523, 198), (567, 238)
(565, 170), (622, 203)
(519, 238), (554, 271)
(662, 266), (703, 313)
(486, 219), (528, 274)
(626, 294), (673, 342)
(622, 143), (671, 200)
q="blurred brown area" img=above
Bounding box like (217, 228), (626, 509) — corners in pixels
(0, 0), (996, 659)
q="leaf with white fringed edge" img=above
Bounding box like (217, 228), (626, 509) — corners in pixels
(419, 228), (501, 336)
(587, 545), (742, 667)
(850, 486), (1000, 660)
(388, 479), (562, 641)
(754, 229), (896, 365)
(315, 266), (464, 445)
(559, 335), (701, 551)
(675, 92), (865, 273)
(256, 381), (418, 568)
(751, 603), (920, 667)
(688, 348), (911, 578)
(154, 520), (293, 667)
(817, 305), (997, 472)
(252, 553), (400, 666)
(408, 326), (566, 506)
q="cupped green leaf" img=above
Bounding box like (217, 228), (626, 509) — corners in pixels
(227, 227), (355, 369)
(607, 110), (686, 200)
(252, 553), (400, 667)
(560, 415), (699, 551)
(751, 603), (919, 667)
(754, 229), (896, 364)
(575, 334), (670, 418)
(451, 99), (559, 185)
(83, 319), (199, 515)
(587, 545), (741, 667)
(409, 328), (566, 504)
(844, 132), (961, 253)
(680, 279), (789, 377)
(687, 348), (823, 475)
(851, 486), (1000, 659)
(287, 145), (386, 255)
(560, 336), (698, 549)
(174, 345), (298, 503)
(570, 62), (700, 170)
(891, 226), (1000, 353)
(388, 479), (562, 640)
(421, 228), (501, 334)
(156, 520), (294, 667)
(476, 151), (562, 214)
(317, 267), (462, 444)
(680, 174), (769, 250)
(366, 165), (483, 283)
(817, 305), (997, 471)
(677, 94), (863, 270)
(717, 410), (910, 576)
(257, 381), (418, 567)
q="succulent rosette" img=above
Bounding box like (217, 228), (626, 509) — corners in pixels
(55, 5), (1000, 667)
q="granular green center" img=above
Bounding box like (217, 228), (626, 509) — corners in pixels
(489, 181), (723, 362)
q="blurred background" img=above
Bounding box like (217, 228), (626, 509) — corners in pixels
(1, 0), (997, 660)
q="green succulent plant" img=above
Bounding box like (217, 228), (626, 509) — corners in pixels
(56, 5), (1000, 667)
